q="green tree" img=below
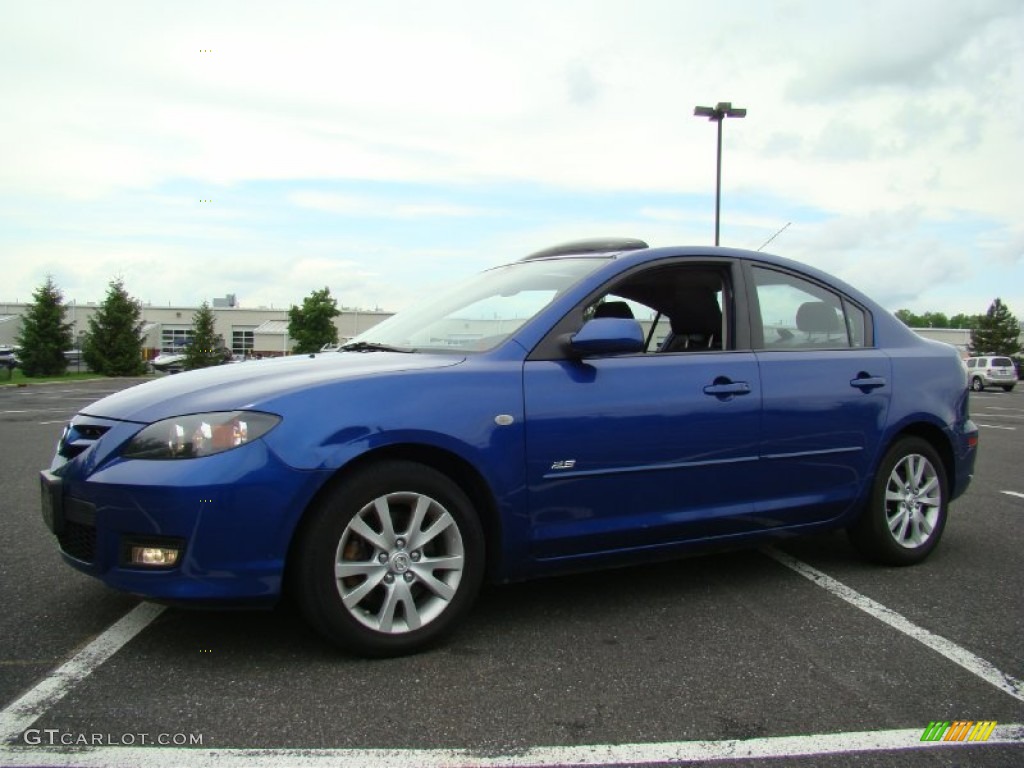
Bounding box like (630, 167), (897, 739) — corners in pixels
(82, 279), (147, 376)
(15, 276), (73, 377)
(184, 302), (223, 370)
(288, 287), (340, 354)
(896, 309), (976, 329)
(895, 310), (953, 328)
(948, 313), (977, 330)
(921, 311), (949, 328)
(894, 309), (918, 326)
(969, 298), (1021, 356)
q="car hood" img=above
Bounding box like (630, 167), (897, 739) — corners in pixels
(82, 352), (466, 423)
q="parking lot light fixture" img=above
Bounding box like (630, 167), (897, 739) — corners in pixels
(694, 101), (747, 246)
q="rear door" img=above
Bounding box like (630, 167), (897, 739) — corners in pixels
(748, 265), (891, 524)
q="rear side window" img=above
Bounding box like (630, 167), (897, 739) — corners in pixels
(992, 357), (1013, 367)
(751, 267), (867, 349)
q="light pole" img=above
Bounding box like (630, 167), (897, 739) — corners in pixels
(694, 101), (746, 246)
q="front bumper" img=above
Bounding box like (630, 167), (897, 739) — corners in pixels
(41, 430), (331, 602)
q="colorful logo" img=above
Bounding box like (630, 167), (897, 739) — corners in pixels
(921, 721), (997, 742)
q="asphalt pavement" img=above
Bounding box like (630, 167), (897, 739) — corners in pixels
(0, 377), (1021, 767)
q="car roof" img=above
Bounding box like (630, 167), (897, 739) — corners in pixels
(517, 241), (878, 310)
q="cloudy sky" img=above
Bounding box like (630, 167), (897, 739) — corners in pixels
(2, 0), (1022, 318)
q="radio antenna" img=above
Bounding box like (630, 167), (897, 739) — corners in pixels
(757, 222), (791, 251)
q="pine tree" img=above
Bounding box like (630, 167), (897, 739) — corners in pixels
(288, 287), (340, 354)
(15, 276), (73, 377)
(82, 279), (147, 376)
(183, 302), (224, 370)
(969, 298), (1021, 356)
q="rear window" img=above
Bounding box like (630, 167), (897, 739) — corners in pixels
(992, 357), (1013, 367)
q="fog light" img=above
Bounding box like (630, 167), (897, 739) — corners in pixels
(130, 546), (180, 566)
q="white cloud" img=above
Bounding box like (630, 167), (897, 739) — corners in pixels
(1, 0), (1021, 315)
(289, 192), (489, 219)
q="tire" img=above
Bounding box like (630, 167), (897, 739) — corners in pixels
(1002, 385), (1015, 392)
(292, 461), (485, 657)
(970, 377), (984, 392)
(848, 437), (948, 566)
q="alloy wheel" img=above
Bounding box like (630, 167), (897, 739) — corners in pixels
(334, 491), (465, 633)
(884, 453), (942, 549)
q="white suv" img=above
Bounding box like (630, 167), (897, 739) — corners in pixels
(965, 356), (1017, 392)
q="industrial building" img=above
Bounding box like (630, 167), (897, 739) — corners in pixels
(0, 299), (392, 360)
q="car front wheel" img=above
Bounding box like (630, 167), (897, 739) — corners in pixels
(292, 461), (485, 657)
(848, 437), (948, 566)
(971, 377), (984, 392)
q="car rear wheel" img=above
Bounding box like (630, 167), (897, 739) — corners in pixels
(848, 437), (948, 566)
(971, 376), (984, 392)
(1002, 385), (1015, 392)
(293, 461), (485, 657)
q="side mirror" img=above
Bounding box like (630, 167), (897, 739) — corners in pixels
(568, 318), (644, 356)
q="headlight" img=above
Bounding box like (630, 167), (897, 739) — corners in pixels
(121, 411), (281, 460)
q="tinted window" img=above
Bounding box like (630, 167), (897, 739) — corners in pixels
(349, 257), (607, 352)
(752, 267), (857, 349)
(992, 357), (1013, 367)
(585, 265), (728, 353)
(843, 301), (868, 348)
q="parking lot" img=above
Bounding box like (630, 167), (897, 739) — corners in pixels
(0, 378), (1021, 767)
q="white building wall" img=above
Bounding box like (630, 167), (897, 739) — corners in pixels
(0, 303), (393, 357)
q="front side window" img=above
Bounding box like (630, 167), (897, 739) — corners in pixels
(752, 267), (866, 349)
(583, 265), (729, 353)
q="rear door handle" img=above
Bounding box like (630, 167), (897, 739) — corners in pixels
(703, 381), (752, 396)
(850, 374), (886, 391)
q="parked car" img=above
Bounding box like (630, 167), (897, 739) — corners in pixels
(150, 347), (188, 374)
(965, 356), (1016, 392)
(40, 239), (978, 656)
(151, 345), (233, 373)
(0, 345), (19, 371)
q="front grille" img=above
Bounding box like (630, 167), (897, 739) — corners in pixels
(58, 519), (97, 563)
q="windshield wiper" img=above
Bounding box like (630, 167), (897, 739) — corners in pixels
(339, 341), (416, 353)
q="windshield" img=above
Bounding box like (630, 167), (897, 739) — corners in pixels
(347, 257), (607, 352)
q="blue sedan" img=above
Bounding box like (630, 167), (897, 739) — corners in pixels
(41, 239), (978, 656)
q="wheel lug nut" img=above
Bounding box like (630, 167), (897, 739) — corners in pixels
(404, 572), (414, 582)
(410, 551), (421, 562)
(384, 573), (394, 583)
(395, 538), (406, 549)
(378, 553), (388, 564)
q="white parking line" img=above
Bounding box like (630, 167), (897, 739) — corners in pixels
(2, 561), (1020, 767)
(0, 603), (165, 744)
(1001, 491), (1024, 500)
(0, 409), (76, 415)
(764, 548), (1024, 703)
(977, 424), (1017, 430)
(0, 724), (1021, 767)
